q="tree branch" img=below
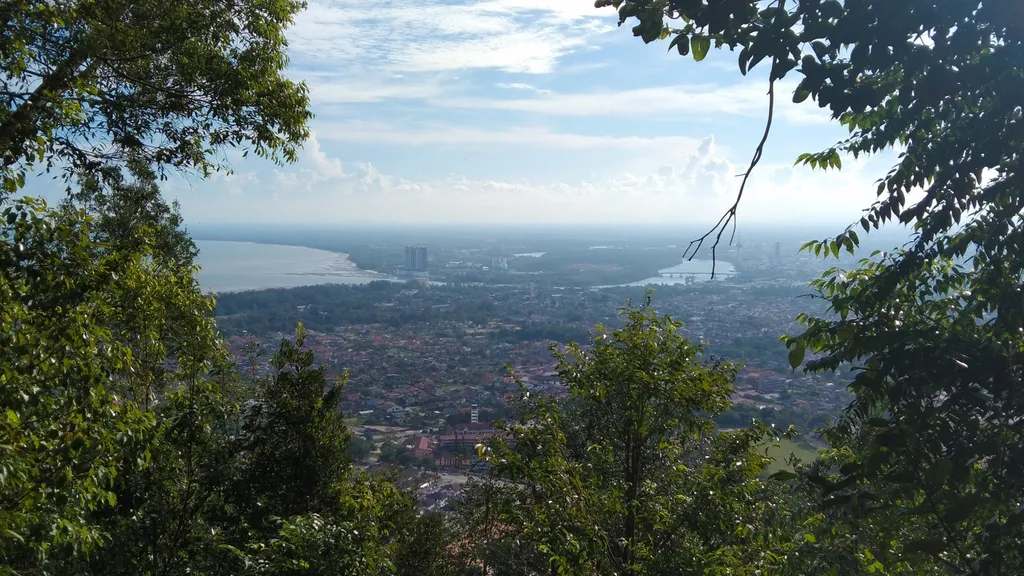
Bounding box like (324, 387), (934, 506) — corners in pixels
(682, 2), (783, 278)
(0, 48), (93, 167)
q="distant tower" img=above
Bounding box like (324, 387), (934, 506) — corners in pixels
(404, 246), (429, 272)
(470, 404), (479, 424)
(735, 233), (744, 262)
(774, 242), (781, 261)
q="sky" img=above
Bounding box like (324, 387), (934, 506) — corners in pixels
(47, 0), (899, 226)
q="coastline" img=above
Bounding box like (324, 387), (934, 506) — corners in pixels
(194, 240), (394, 293)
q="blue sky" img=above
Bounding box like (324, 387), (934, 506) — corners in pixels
(78, 0), (902, 225)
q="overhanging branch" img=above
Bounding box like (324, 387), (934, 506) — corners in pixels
(682, 2), (783, 278)
(683, 71), (776, 277)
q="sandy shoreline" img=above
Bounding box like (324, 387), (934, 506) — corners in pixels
(287, 250), (394, 279)
(195, 240), (396, 292)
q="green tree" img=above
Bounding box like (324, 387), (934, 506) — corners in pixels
(392, 511), (461, 576)
(234, 472), (411, 576)
(222, 327), (414, 576)
(2, 0), (312, 570)
(347, 435), (374, 463)
(64, 370), (247, 576)
(479, 298), (796, 575)
(611, 1), (1024, 573)
(1, 0), (311, 196)
(0, 191), (221, 573)
(235, 324), (352, 525)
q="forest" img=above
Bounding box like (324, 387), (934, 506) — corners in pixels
(3, 0), (1023, 575)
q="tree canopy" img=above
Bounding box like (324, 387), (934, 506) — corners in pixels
(1, 0), (319, 572)
(609, 0), (1024, 573)
(1, 0), (311, 197)
(467, 300), (799, 575)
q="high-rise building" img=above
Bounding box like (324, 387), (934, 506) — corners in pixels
(417, 246), (428, 271)
(491, 256), (508, 270)
(470, 404), (479, 424)
(774, 242), (781, 261)
(404, 246), (428, 272)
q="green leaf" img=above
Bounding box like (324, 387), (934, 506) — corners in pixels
(669, 34), (689, 56)
(692, 36), (710, 62)
(788, 341), (806, 369)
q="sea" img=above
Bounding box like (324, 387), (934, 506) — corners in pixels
(194, 240), (391, 293)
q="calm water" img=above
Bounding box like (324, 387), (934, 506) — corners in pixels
(619, 259), (737, 287)
(194, 241), (391, 293)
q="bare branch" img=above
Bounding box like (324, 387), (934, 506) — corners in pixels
(682, 1), (784, 278)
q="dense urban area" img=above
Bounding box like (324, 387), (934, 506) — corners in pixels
(214, 240), (854, 509)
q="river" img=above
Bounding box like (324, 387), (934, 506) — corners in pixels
(615, 259), (737, 287)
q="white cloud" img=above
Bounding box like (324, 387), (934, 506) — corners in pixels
(288, 0), (616, 75)
(615, 136), (735, 196)
(301, 75), (450, 104)
(440, 81), (833, 125)
(389, 21), (609, 74)
(496, 82), (552, 95)
(280, 1), (835, 126)
(312, 120), (709, 152)
(204, 138), (877, 224)
(306, 133), (345, 179)
(210, 171), (260, 197)
(269, 134), (347, 191)
(285, 0), (616, 103)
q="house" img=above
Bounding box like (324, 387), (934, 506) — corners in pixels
(408, 436), (434, 459)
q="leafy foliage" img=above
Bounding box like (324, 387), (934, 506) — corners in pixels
(781, 251), (1024, 574)
(477, 298), (797, 575)
(2, 0), (318, 570)
(0, 187), (220, 573)
(0, 0), (312, 196)
(611, 1), (1024, 572)
(234, 324), (352, 524)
